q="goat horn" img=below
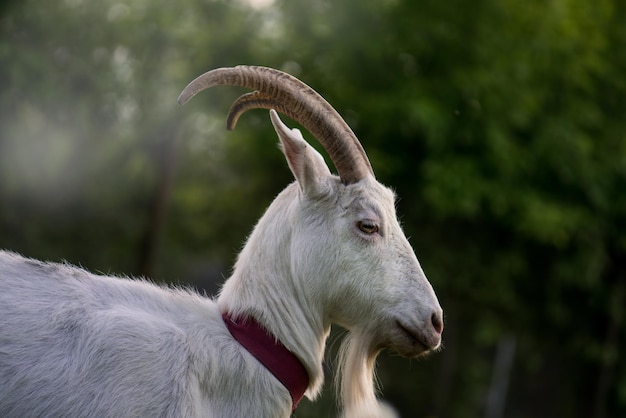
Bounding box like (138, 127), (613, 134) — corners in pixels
(178, 65), (374, 184)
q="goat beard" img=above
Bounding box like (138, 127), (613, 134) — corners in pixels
(336, 330), (385, 418)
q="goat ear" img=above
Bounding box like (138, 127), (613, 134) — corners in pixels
(270, 110), (331, 194)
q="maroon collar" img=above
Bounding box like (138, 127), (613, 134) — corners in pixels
(221, 312), (309, 412)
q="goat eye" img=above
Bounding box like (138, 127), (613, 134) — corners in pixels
(357, 220), (379, 234)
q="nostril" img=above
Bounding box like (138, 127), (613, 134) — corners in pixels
(431, 312), (444, 335)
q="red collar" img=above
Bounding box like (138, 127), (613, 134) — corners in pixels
(221, 313), (309, 412)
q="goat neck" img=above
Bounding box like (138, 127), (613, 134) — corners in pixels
(217, 181), (330, 398)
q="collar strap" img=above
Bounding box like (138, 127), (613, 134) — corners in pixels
(221, 312), (309, 412)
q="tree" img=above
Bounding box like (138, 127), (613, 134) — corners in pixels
(1, 0), (624, 416)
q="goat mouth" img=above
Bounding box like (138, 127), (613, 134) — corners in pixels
(394, 321), (431, 356)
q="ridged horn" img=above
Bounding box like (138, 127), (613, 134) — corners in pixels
(178, 65), (374, 184)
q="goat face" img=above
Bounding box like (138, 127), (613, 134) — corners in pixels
(273, 112), (443, 358)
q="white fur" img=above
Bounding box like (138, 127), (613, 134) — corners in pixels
(0, 111), (442, 417)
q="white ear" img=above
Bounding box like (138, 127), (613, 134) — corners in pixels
(270, 110), (331, 194)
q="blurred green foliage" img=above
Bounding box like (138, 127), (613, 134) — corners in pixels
(1, 0), (624, 416)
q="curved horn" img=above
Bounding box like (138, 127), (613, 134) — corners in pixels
(178, 65), (373, 184)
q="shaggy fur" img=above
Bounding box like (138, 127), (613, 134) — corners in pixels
(0, 112), (442, 417)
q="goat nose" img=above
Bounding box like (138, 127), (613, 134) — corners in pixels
(431, 311), (444, 335)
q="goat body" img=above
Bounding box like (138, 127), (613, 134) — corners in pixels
(0, 251), (291, 417)
(0, 66), (443, 417)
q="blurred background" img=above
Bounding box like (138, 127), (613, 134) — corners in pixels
(1, 0), (624, 416)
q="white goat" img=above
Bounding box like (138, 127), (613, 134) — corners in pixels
(0, 66), (443, 418)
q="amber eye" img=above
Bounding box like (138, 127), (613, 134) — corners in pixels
(357, 220), (379, 234)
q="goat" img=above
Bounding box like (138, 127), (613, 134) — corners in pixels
(0, 65), (443, 418)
